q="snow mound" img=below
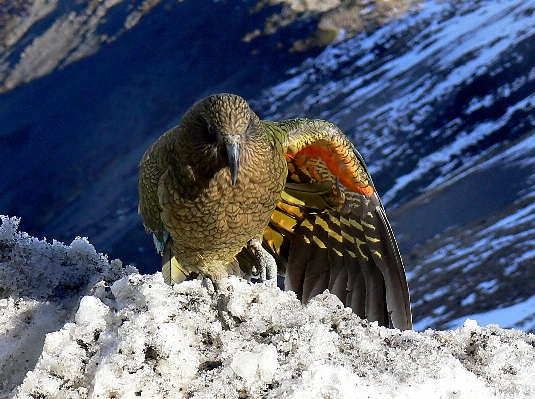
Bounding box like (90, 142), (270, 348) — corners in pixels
(14, 275), (535, 399)
(2, 215), (535, 398)
(0, 216), (132, 397)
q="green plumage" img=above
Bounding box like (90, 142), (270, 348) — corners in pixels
(138, 93), (412, 330)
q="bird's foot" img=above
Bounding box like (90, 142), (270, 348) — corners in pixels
(248, 238), (277, 287)
(202, 276), (237, 330)
(202, 276), (216, 295)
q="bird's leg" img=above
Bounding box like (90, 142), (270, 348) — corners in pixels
(248, 237), (277, 286)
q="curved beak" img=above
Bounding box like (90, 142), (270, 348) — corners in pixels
(225, 136), (240, 186)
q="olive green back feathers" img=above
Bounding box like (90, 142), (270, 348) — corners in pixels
(138, 93), (412, 330)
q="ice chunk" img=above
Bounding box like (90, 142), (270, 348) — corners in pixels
(69, 236), (98, 258)
(75, 295), (111, 330)
(463, 318), (479, 329)
(272, 362), (366, 399)
(230, 344), (279, 384)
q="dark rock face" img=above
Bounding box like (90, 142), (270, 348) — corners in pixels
(2, 0), (535, 330)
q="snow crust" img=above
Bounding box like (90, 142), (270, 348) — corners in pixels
(2, 216), (535, 398)
(445, 295), (535, 333)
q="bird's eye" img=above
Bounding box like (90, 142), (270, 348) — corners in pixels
(207, 124), (215, 136)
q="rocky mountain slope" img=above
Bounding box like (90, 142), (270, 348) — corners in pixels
(1, 0), (535, 330)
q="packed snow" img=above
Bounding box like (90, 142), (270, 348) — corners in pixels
(444, 294), (535, 332)
(2, 215), (535, 399)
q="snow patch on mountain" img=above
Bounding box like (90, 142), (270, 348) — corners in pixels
(407, 140), (535, 331)
(0, 0), (161, 92)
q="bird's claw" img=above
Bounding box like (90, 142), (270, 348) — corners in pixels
(248, 238), (277, 285)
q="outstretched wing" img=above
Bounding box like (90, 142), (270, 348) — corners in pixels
(263, 119), (412, 330)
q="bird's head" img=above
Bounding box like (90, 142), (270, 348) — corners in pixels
(183, 93), (258, 186)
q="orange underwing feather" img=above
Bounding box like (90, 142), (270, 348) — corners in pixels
(286, 140), (374, 196)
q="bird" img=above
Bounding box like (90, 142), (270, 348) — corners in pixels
(138, 93), (412, 330)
